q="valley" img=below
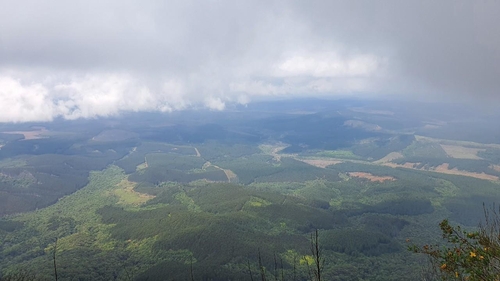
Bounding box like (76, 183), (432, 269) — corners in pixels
(0, 100), (499, 280)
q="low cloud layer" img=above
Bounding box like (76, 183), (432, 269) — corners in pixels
(0, 0), (499, 122)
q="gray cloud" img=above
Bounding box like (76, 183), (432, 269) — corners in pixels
(0, 0), (498, 122)
(289, 1), (500, 98)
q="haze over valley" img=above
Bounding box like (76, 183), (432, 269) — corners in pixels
(1, 0), (500, 280)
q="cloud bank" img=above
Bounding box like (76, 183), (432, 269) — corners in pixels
(0, 0), (499, 122)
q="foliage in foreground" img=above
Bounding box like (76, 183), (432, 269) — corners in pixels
(411, 207), (500, 280)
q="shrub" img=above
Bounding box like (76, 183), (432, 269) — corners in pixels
(410, 206), (500, 280)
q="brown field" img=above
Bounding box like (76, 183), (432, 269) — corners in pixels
(440, 144), (485, 159)
(384, 162), (498, 181)
(298, 159), (342, 168)
(348, 172), (395, 182)
(434, 163), (498, 181)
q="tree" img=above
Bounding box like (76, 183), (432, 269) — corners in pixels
(309, 229), (324, 281)
(410, 206), (500, 280)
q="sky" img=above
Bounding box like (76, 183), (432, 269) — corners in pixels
(0, 0), (499, 122)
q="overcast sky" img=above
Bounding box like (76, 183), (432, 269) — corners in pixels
(0, 0), (499, 122)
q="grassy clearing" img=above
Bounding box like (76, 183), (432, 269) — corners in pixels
(114, 179), (154, 206)
(440, 144), (485, 159)
(374, 152), (403, 164)
(223, 169), (238, 183)
(245, 196), (272, 208)
(316, 150), (361, 159)
(295, 158), (342, 168)
(175, 192), (201, 212)
(402, 141), (448, 158)
(136, 162), (148, 171)
(0, 158), (26, 168)
(259, 144), (287, 155)
(415, 135), (500, 149)
(259, 143), (290, 163)
(433, 179), (459, 197)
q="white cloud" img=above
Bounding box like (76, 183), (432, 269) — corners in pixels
(275, 53), (382, 78)
(0, 0), (498, 122)
(230, 81), (282, 96)
(204, 97), (225, 111)
(53, 75), (143, 119)
(0, 77), (55, 122)
(237, 94), (250, 105)
(0, 73), (195, 122)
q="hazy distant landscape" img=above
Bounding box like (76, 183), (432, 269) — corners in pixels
(2, 0), (500, 279)
(1, 99), (499, 280)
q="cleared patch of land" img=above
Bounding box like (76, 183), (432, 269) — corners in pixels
(0, 159), (27, 168)
(440, 144), (485, 159)
(202, 161), (237, 183)
(434, 163), (498, 181)
(114, 179), (154, 206)
(316, 150), (361, 159)
(136, 162), (148, 171)
(415, 135), (500, 149)
(223, 169), (238, 183)
(491, 165), (500, 172)
(374, 152), (403, 164)
(2, 127), (48, 140)
(297, 158), (342, 168)
(194, 147), (201, 157)
(348, 172), (395, 182)
(344, 120), (382, 131)
(384, 162), (498, 181)
(259, 144), (289, 162)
